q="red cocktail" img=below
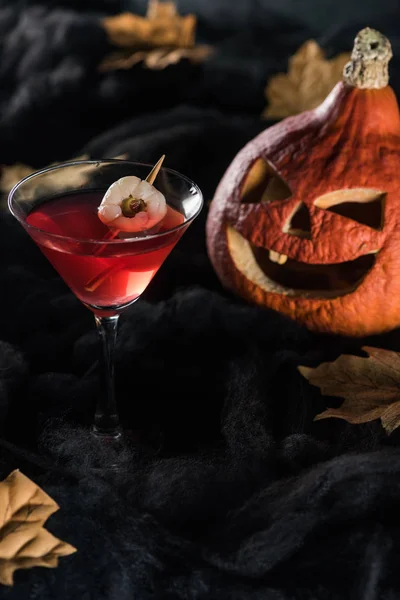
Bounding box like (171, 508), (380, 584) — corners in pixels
(26, 191), (185, 314)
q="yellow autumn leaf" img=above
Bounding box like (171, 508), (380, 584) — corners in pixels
(0, 470), (76, 586)
(99, 0), (212, 72)
(99, 45), (213, 72)
(0, 153), (129, 202)
(263, 40), (351, 118)
(0, 155), (89, 196)
(102, 1), (196, 50)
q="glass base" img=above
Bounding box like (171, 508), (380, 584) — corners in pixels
(88, 427), (129, 474)
(91, 425), (122, 442)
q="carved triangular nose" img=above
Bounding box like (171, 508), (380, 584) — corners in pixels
(284, 202), (311, 239)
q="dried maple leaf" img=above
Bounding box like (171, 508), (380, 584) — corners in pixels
(0, 155), (89, 196)
(0, 164), (34, 194)
(99, 45), (213, 72)
(0, 470), (76, 586)
(0, 153), (129, 202)
(298, 346), (400, 434)
(263, 40), (351, 119)
(102, 1), (196, 50)
(100, 1), (212, 72)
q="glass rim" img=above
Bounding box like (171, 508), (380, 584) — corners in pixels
(8, 158), (204, 245)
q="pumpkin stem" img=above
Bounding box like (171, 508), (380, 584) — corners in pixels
(343, 27), (392, 89)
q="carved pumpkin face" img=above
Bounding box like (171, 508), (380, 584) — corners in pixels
(206, 29), (400, 336)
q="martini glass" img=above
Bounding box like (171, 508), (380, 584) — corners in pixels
(8, 159), (203, 442)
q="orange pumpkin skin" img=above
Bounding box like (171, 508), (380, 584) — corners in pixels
(206, 30), (400, 337)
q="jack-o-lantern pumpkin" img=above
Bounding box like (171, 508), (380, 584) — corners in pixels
(206, 28), (400, 337)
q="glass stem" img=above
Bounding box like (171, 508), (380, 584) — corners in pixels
(92, 314), (121, 439)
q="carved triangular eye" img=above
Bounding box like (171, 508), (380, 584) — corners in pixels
(314, 189), (385, 231)
(240, 157), (291, 204)
(283, 202), (312, 239)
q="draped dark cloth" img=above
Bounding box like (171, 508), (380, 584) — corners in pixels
(1, 1), (400, 598)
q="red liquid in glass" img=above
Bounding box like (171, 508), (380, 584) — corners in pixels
(26, 191), (185, 314)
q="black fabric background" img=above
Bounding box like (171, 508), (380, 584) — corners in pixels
(1, 1), (400, 598)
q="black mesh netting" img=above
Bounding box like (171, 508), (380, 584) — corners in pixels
(1, 1), (400, 598)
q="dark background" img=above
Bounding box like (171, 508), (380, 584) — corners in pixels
(1, 1), (400, 598)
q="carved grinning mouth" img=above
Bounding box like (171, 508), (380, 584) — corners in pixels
(226, 227), (377, 299)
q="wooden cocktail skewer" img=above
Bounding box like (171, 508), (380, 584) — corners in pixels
(144, 154), (166, 186)
(85, 155), (165, 293)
